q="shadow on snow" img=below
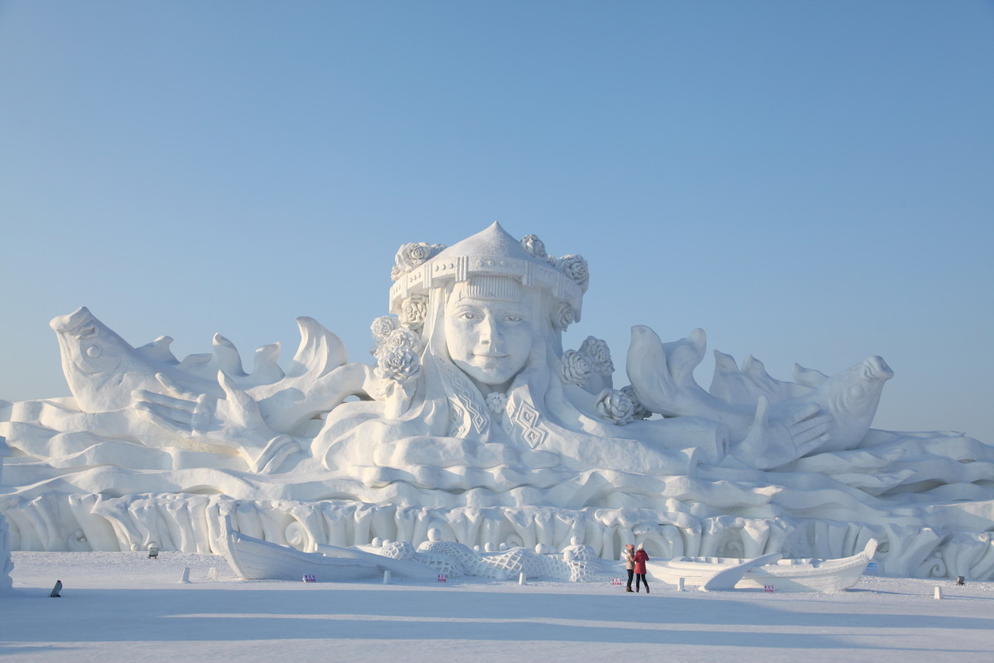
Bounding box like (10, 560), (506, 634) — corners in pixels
(2, 585), (992, 653)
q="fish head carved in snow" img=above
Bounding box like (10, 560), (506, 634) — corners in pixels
(812, 355), (893, 452)
(771, 354), (895, 457)
(49, 306), (160, 412)
(50, 307), (126, 387)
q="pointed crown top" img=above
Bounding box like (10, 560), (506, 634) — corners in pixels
(388, 222), (587, 324)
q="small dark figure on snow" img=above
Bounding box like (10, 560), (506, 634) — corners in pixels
(633, 544), (649, 594)
(50, 580), (62, 598)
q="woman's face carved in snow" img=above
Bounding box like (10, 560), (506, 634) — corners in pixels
(444, 277), (534, 389)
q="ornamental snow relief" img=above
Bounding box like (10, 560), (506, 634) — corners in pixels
(2, 223), (993, 580)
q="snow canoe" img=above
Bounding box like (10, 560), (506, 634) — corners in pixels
(219, 517), (436, 582)
(646, 539), (878, 592)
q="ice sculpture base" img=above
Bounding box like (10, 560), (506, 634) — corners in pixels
(4, 491), (994, 581)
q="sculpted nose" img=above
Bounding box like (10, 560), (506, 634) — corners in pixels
(479, 314), (502, 346)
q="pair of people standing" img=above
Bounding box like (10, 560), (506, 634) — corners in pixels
(623, 543), (649, 593)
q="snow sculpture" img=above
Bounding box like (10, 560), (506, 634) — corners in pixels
(0, 436), (12, 592)
(0, 515), (9, 593)
(2, 222), (994, 581)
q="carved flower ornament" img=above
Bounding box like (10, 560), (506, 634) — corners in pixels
(560, 349), (592, 386)
(619, 385), (652, 420)
(579, 336), (613, 376)
(372, 326), (423, 383)
(556, 254), (589, 292)
(376, 347), (421, 383)
(378, 327), (420, 355)
(400, 295), (428, 331)
(595, 389), (636, 425)
(390, 242), (446, 281)
(555, 302), (576, 331)
(520, 234), (548, 259)
(370, 315), (400, 341)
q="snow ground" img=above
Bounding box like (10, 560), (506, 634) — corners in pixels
(3, 552), (994, 663)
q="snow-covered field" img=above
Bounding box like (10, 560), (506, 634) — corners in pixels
(3, 552), (994, 663)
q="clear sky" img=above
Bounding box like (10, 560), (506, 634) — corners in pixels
(1, 0), (992, 442)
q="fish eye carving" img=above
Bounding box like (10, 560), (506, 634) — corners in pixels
(85, 344), (102, 358)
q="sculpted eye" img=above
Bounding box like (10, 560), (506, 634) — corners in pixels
(459, 311), (477, 320)
(85, 344), (102, 358)
(505, 314), (524, 322)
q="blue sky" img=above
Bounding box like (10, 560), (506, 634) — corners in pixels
(1, 0), (992, 441)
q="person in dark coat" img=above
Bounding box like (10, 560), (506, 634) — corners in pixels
(633, 543), (649, 593)
(623, 543), (635, 592)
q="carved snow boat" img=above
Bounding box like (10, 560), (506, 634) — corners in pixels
(646, 539), (878, 592)
(219, 517), (437, 582)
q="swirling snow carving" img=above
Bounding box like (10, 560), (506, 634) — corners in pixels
(1, 223), (993, 581)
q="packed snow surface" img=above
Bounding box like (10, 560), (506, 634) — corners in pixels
(3, 552), (994, 662)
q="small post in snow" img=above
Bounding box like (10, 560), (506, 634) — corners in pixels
(933, 586), (943, 600)
(677, 577), (686, 592)
(179, 567), (190, 584)
(383, 570), (391, 584)
(518, 571), (526, 585)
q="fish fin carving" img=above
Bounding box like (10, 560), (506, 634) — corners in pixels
(709, 350), (756, 406)
(627, 325), (708, 417)
(286, 317), (347, 378)
(743, 356), (803, 404)
(659, 328), (707, 386)
(793, 363), (829, 388)
(213, 333), (246, 377)
(135, 336), (178, 364)
(251, 342), (285, 384)
(178, 353), (214, 377)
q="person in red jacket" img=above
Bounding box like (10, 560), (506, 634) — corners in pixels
(633, 543), (650, 593)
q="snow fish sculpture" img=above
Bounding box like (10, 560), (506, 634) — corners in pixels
(51, 306), (349, 418)
(627, 326), (894, 468)
(2, 222), (994, 584)
(50, 306), (224, 412)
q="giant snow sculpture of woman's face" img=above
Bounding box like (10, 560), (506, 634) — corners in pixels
(444, 277), (534, 389)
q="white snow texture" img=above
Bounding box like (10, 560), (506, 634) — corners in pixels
(1, 223), (992, 580)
